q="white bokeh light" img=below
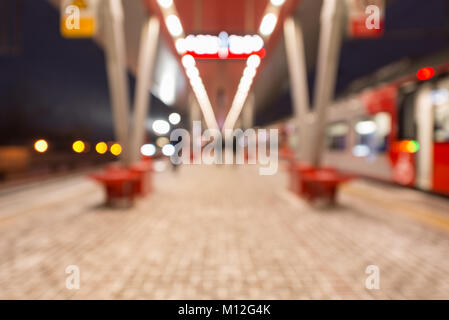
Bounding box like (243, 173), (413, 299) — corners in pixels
(247, 54), (261, 69)
(162, 144), (175, 156)
(168, 112), (181, 125)
(157, 0), (173, 8)
(270, 0), (285, 7)
(166, 15), (183, 37)
(152, 120), (170, 135)
(259, 13), (277, 36)
(140, 144), (156, 157)
(182, 54), (196, 69)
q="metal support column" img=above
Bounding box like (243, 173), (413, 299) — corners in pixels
(283, 16), (311, 160)
(189, 93), (201, 131)
(103, 0), (131, 165)
(242, 92), (255, 130)
(310, 0), (345, 167)
(129, 16), (160, 163)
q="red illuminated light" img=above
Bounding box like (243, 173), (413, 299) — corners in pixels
(185, 48), (266, 60)
(416, 67), (435, 81)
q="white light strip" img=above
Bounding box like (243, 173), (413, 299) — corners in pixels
(260, 13), (278, 36)
(259, 0), (284, 38)
(157, 2), (219, 130)
(222, 55), (261, 131)
(223, 0), (286, 131)
(175, 32), (264, 56)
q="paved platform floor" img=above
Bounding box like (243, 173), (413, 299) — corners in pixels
(0, 163), (448, 299)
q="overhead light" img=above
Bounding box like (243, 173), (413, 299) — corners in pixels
(243, 67), (256, 79)
(223, 54), (260, 131)
(169, 112), (181, 125)
(259, 13), (277, 36)
(178, 33), (264, 59)
(181, 54), (195, 69)
(159, 2), (218, 131)
(247, 54), (261, 69)
(157, 0), (173, 9)
(152, 119), (170, 135)
(186, 66), (199, 79)
(270, 0), (285, 6)
(162, 144), (175, 156)
(176, 38), (186, 54)
(228, 35), (264, 54)
(166, 15), (183, 37)
(190, 77), (203, 88)
(140, 144), (156, 156)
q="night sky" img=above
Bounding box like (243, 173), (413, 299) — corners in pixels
(1, 0), (449, 140)
(0, 0), (171, 146)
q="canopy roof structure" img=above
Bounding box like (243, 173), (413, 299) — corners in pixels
(141, 0), (300, 129)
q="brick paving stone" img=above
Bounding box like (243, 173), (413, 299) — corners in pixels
(0, 164), (448, 299)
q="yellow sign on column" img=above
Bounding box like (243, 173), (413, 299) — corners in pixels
(61, 0), (97, 38)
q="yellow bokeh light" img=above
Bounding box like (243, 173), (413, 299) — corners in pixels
(72, 140), (85, 153)
(95, 142), (108, 154)
(110, 143), (122, 156)
(156, 137), (170, 148)
(34, 139), (48, 153)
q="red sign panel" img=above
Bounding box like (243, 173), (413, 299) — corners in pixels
(347, 0), (385, 38)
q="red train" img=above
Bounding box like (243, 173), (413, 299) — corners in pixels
(284, 52), (449, 196)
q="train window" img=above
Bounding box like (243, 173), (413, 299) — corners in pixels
(433, 81), (449, 142)
(353, 112), (391, 157)
(326, 122), (348, 151)
(397, 88), (417, 140)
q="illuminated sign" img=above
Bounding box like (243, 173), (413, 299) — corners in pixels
(176, 32), (265, 59)
(347, 0), (385, 38)
(61, 0), (97, 38)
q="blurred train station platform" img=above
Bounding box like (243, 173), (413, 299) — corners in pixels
(2, 0), (449, 301)
(1, 164), (449, 299)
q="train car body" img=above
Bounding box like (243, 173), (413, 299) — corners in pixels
(323, 61), (449, 196)
(279, 51), (449, 197)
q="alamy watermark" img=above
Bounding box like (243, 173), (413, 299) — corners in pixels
(169, 121), (279, 175)
(365, 5), (381, 30)
(65, 265), (80, 290)
(365, 265), (380, 290)
(65, 5), (81, 30)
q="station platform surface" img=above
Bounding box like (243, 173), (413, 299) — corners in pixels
(0, 163), (448, 299)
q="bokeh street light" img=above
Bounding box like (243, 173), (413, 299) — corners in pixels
(72, 140), (85, 153)
(95, 142), (108, 154)
(110, 143), (122, 156)
(34, 139), (48, 153)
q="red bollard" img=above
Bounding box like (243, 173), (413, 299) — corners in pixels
(300, 168), (353, 205)
(89, 166), (140, 208)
